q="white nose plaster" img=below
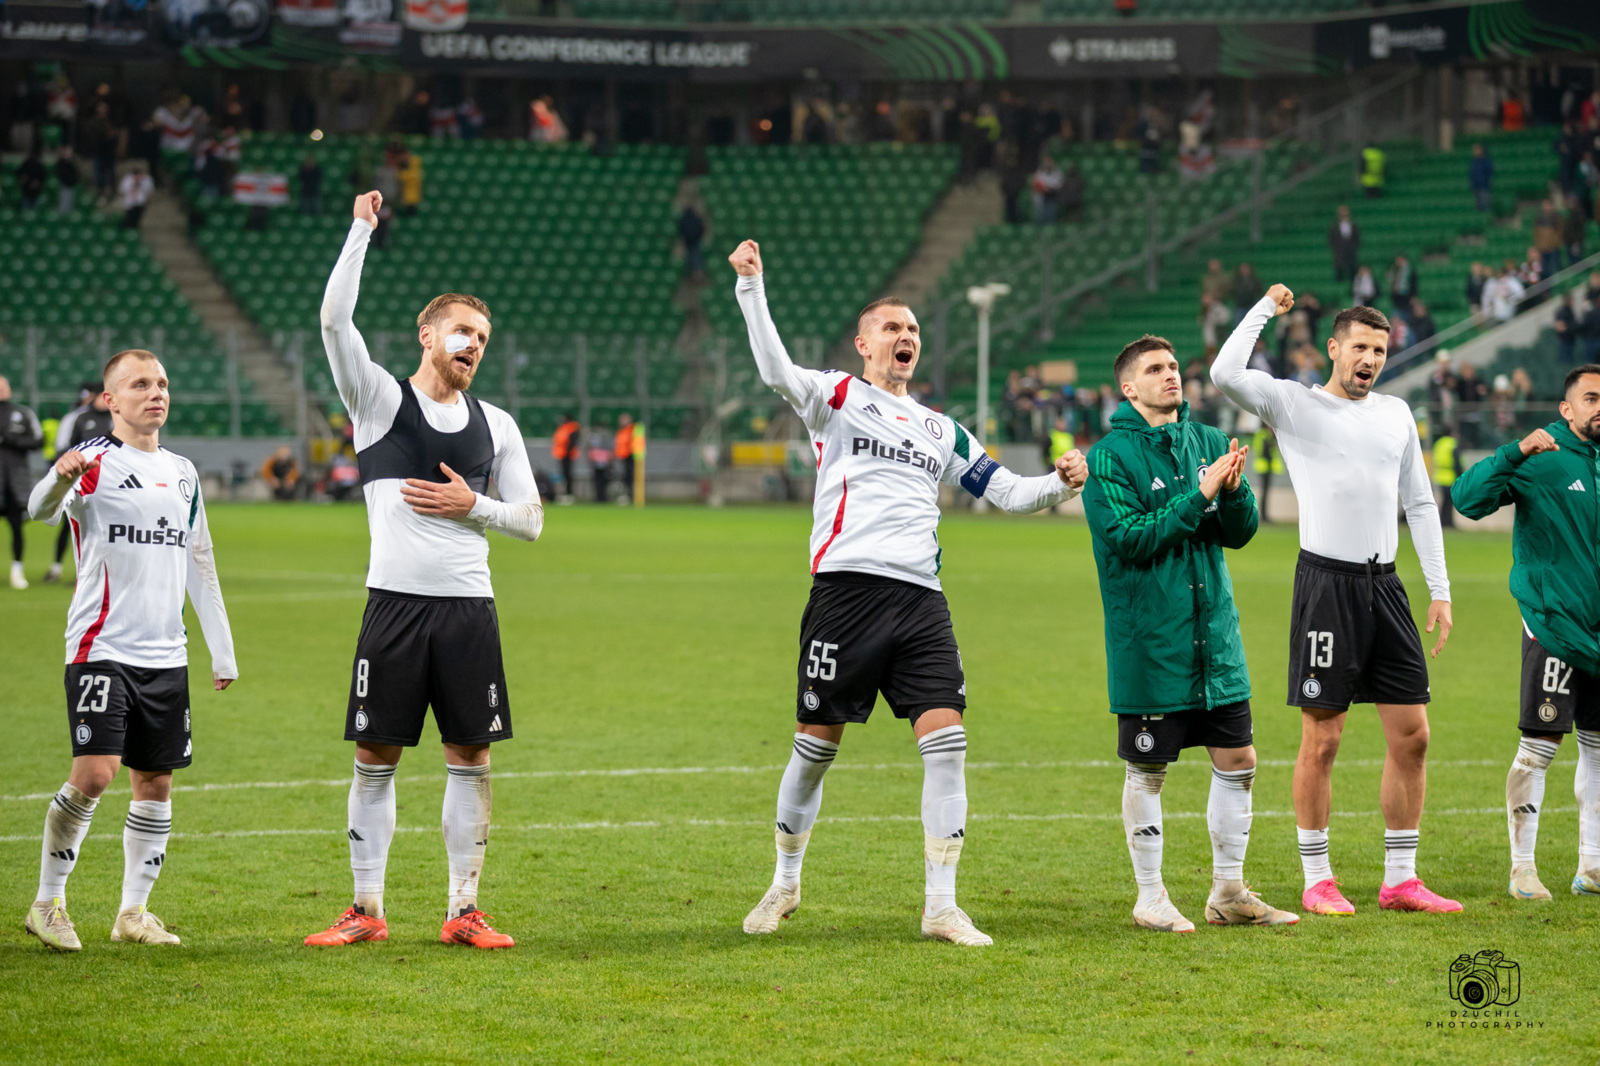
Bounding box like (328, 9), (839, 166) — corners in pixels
(445, 334), (474, 354)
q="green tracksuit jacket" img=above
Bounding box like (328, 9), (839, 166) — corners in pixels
(1451, 420), (1600, 676)
(1082, 401), (1258, 714)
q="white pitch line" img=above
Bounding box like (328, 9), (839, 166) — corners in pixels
(0, 806), (1570, 845)
(0, 757), (1548, 805)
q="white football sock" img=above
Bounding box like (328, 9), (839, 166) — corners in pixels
(1207, 767), (1254, 894)
(772, 733), (837, 890)
(121, 800), (172, 910)
(1297, 827), (1332, 890)
(1123, 763), (1166, 906)
(919, 725), (968, 915)
(38, 783), (97, 904)
(1383, 829), (1419, 887)
(348, 760), (396, 916)
(442, 762), (492, 917)
(1507, 735), (1559, 868)
(1576, 730), (1600, 869)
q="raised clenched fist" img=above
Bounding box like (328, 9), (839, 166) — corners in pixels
(354, 190), (382, 227)
(729, 240), (763, 278)
(1265, 283), (1295, 317)
(53, 448), (100, 484)
(1519, 427), (1559, 457)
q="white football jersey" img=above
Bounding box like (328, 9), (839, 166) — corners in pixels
(736, 273), (1077, 590)
(29, 436), (236, 674)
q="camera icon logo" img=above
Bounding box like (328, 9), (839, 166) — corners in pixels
(1448, 949), (1521, 1007)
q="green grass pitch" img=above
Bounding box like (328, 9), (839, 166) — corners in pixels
(1, 503), (1596, 1063)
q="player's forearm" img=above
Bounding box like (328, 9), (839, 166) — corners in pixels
(1090, 489), (1209, 564)
(1217, 486), (1259, 548)
(1449, 444), (1520, 519)
(186, 548), (238, 678)
(321, 219), (372, 331)
(1209, 297), (1279, 416)
(27, 470), (71, 524)
(1404, 502), (1451, 602)
(984, 468), (1078, 514)
(735, 273), (812, 408)
(468, 495), (544, 541)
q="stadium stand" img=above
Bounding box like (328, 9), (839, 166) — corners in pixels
(940, 128), (1565, 432)
(0, 169), (283, 436)
(184, 134), (686, 437)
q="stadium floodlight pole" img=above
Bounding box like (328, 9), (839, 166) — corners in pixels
(966, 283), (1010, 449)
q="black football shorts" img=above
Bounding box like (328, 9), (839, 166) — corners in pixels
(65, 660), (192, 772)
(1520, 629), (1600, 735)
(346, 590), (511, 747)
(1287, 551), (1430, 711)
(795, 572), (966, 726)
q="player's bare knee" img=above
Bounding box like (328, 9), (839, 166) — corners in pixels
(69, 757), (118, 798)
(1301, 731), (1342, 769)
(443, 742), (490, 767)
(129, 769), (173, 802)
(1211, 745), (1256, 772)
(1393, 723), (1429, 764)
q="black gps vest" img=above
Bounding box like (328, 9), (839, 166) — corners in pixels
(356, 378), (495, 493)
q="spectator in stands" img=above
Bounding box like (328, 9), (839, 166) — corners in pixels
(1351, 264), (1377, 307)
(1030, 155), (1064, 224)
(678, 204), (706, 282)
(1563, 192), (1587, 263)
(974, 104), (1001, 168)
(260, 445), (300, 501)
(1327, 205), (1360, 282)
(588, 423), (613, 504)
(84, 99), (120, 205)
(1059, 164), (1085, 222)
(1511, 366), (1534, 407)
(1580, 288), (1600, 363)
(1466, 261), (1490, 315)
(16, 144), (46, 211)
(371, 148), (399, 248)
(529, 96), (568, 143)
(429, 96), (459, 140)
(1231, 262), (1262, 321)
(1455, 362), (1488, 447)
(1200, 258), (1230, 307)
(1554, 290), (1578, 363)
(1579, 151), (1600, 221)
(298, 153), (323, 216)
(1359, 142), (1385, 198)
(1289, 343), (1324, 387)
(1386, 255), (1418, 319)
(52, 146), (78, 214)
(148, 92), (204, 186)
(1468, 143), (1494, 212)
(117, 159), (152, 229)
(1482, 261), (1525, 322)
(195, 133), (226, 202)
(457, 96), (484, 141)
(1501, 92), (1526, 132)
(1518, 247), (1546, 306)
(996, 141), (1025, 224)
(1135, 106), (1164, 176)
(1199, 294), (1231, 358)
(552, 413), (580, 503)
(1298, 290), (1324, 341)
(398, 147), (423, 218)
(1388, 314), (1411, 354)
(1558, 119), (1584, 193)
(1427, 351), (1457, 422)
(1409, 299), (1437, 347)
(1532, 199), (1564, 278)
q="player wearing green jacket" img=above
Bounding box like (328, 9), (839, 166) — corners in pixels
(1451, 363), (1600, 901)
(1082, 335), (1299, 934)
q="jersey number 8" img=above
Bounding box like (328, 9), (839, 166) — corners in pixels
(806, 641), (838, 681)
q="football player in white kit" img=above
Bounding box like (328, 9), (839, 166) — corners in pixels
(1212, 286), (1460, 916)
(729, 239), (1088, 946)
(23, 349), (237, 951)
(304, 191), (544, 950)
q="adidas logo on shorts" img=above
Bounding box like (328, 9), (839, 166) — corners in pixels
(488, 715), (503, 732)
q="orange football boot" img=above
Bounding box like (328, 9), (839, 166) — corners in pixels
(304, 906), (388, 946)
(440, 909), (514, 949)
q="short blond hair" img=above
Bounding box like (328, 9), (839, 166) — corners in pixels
(418, 293), (491, 333)
(103, 349), (159, 388)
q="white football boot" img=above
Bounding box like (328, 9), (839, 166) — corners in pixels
(24, 898), (81, 952)
(743, 884), (801, 934)
(921, 906), (993, 946)
(111, 905), (180, 945)
(1205, 883), (1300, 926)
(1133, 889), (1195, 933)
(1509, 866), (1552, 900)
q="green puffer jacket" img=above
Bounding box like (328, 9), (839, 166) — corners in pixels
(1082, 401), (1258, 714)
(1451, 420), (1600, 676)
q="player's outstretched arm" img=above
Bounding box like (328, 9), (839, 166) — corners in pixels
(1450, 428), (1550, 519)
(1210, 284), (1295, 425)
(1082, 446), (1235, 564)
(27, 448), (99, 524)
(182, 476), (237, 689)
(320, 191), (393, 419)
(730, 240), (825, 420)
(948, 427), (1085, 512)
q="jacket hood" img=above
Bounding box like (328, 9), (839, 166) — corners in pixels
(1547, 419), (1597, 455)
(1109, 399), (1191, 433)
